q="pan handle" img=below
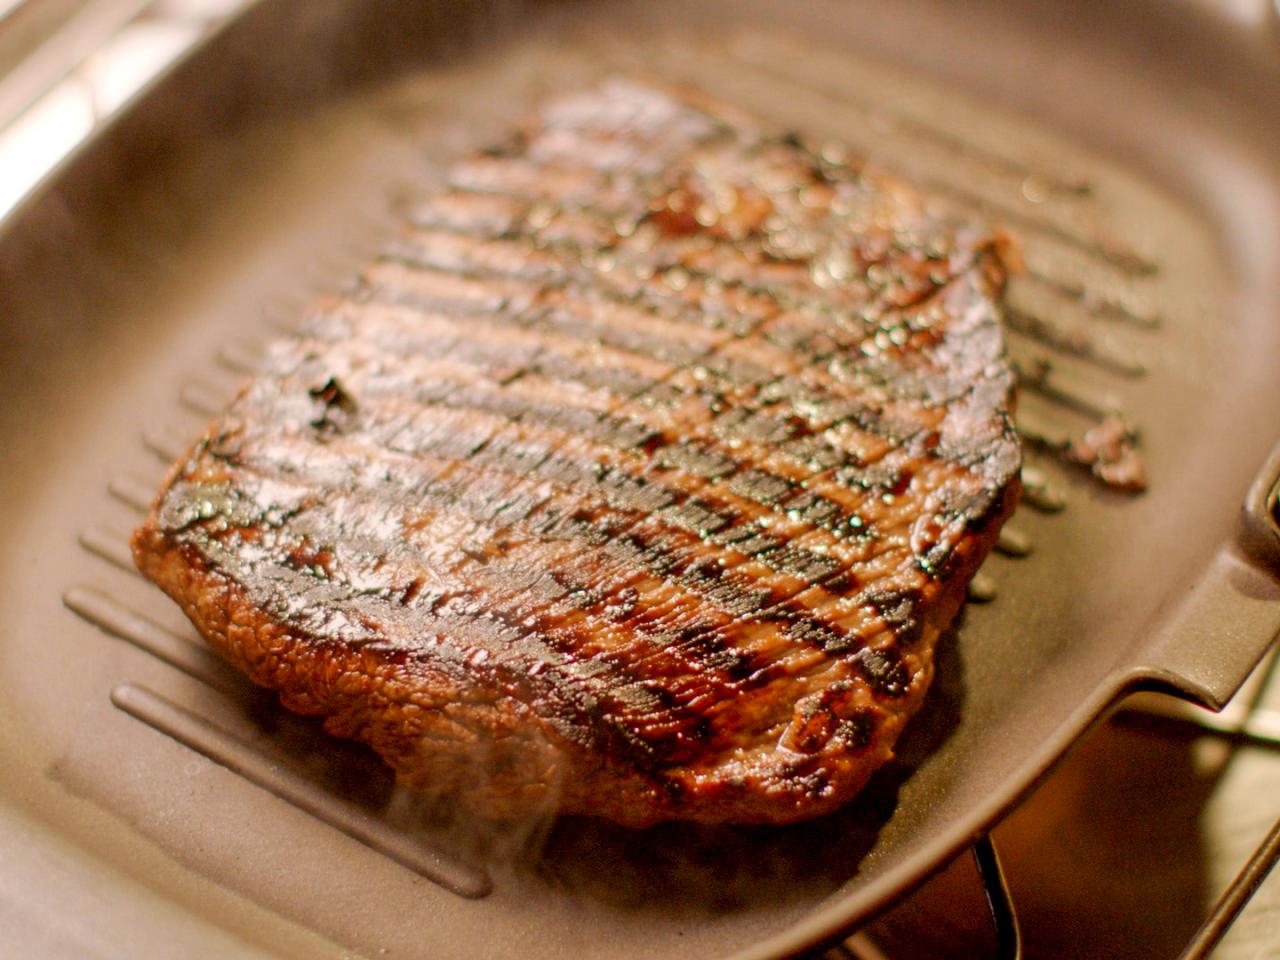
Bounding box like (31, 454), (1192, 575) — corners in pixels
(1241, 439), (1280, 568)
(1137, 441), (1280, 711)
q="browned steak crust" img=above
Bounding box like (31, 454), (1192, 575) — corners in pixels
(132, 81), (1020, 826)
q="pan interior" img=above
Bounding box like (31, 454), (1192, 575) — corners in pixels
(2, 1), (1277, 958)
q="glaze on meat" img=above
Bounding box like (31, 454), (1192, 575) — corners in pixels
(132, 81), (1021, 826)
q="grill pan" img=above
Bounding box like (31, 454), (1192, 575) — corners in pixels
(3, 1), (1280, 957)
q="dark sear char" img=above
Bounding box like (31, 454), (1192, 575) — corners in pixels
(132, 81), (1021, 826)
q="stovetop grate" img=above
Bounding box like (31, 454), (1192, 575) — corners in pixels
(828, 648), (1280, 960)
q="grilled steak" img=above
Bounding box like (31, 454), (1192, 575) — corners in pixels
(132, 81), (1020, 826)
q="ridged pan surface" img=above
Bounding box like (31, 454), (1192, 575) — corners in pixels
(2, 1), (1279, 958)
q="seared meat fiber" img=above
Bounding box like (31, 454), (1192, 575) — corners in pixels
(133, 81), (1020, 826)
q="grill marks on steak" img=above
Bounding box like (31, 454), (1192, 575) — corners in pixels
(133, 80), (1020, 825)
